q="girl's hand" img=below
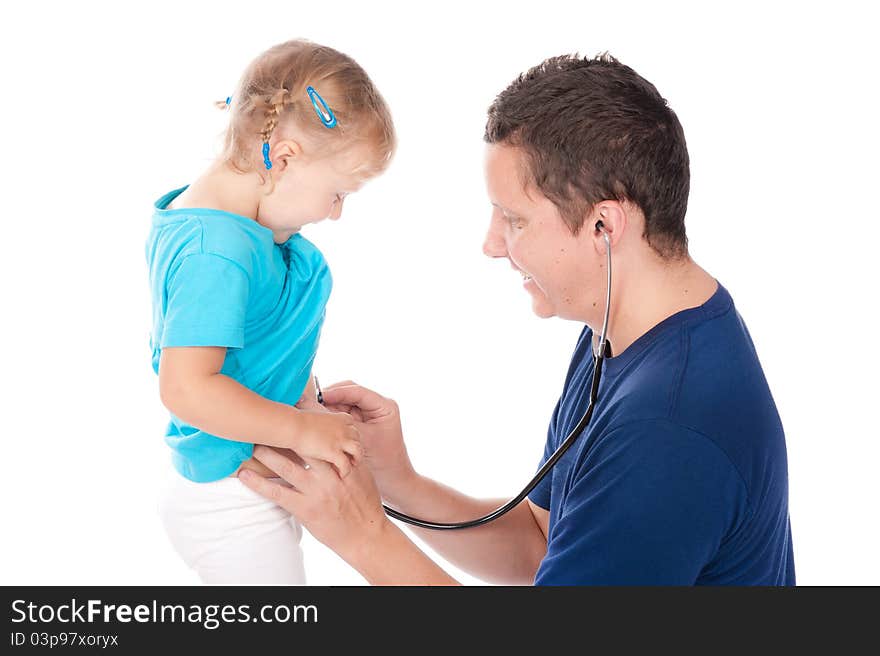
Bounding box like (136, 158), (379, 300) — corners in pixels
(290, 410), (363, 478)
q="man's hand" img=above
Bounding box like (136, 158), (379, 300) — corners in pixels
(239, 446), (390, 567)
(320, 381), (416, 503)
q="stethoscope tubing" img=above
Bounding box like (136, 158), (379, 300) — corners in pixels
(382, 227), (613, 530)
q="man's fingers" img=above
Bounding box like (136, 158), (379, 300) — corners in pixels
(252, 445), (310, 488)
(301, 456), (334, 477)
(323, 402), (353, 414)
(323, 380), (357, 391)
(324, 403), (364, 422)
(335, 454), (353, 478)
(344, 439), (365, 463)
(239, 469), (301, 510)
(321, 383), (383, 412)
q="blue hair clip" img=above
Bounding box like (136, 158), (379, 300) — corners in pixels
(306, 86), (337, 128)
(262, 142), (272, 170)
(225, 96), (232, 106)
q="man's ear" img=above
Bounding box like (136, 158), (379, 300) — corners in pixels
(590, 200), (627, 254)
(269, 138), (304, 172)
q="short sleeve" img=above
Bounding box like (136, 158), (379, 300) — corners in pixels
(536, 420), (748, 585)
(161, 253), (250, 349)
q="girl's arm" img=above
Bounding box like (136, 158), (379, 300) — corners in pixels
(158, 347), (360, 472)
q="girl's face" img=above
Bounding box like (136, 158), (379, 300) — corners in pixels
(256, 142), (372, 242)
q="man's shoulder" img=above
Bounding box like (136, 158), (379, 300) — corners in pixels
(610, 286), (751, 408)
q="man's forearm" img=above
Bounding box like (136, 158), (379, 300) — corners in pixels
(382, 473), (547, 585)
(344, 520), (460, 586)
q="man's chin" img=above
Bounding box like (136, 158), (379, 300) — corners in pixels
(530, 299), (556, 319)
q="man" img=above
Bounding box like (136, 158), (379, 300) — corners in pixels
(240, 53), (795, 585)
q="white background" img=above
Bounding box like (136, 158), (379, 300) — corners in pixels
(1, 0), (877, 586)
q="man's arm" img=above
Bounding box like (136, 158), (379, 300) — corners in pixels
(240, 449), (460, 585)
(320, 381), (549, 585)
(349, 520), (461, 586)
(530, 499), (551, 538)
(382, 474), (549, 585)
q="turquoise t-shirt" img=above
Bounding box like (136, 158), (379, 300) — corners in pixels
(146, 186), (333, 482)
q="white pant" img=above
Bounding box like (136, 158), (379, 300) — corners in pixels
(158, 470), (306, 584)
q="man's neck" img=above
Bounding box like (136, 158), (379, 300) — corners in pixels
(598, 256), (718, 358)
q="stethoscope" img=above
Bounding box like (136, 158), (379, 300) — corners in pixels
(317, 221), (612, 530)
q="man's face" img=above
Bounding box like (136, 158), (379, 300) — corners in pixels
(482, 144), (597, 320)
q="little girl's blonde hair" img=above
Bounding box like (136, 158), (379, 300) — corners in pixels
(217, 39), (396, 182)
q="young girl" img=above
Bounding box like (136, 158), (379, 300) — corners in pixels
(147, 39), (396, 583)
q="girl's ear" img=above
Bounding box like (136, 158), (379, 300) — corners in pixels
(269, 139), (304, 172)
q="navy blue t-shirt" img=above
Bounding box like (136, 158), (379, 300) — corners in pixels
(529, 283), (795, 585)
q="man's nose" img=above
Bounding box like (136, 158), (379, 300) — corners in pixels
(482, 216), (507, 258)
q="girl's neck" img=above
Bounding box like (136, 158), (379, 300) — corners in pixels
(175, 160), (263, 221)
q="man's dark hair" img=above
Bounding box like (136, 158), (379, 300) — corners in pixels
(485, 53), (690, 259)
